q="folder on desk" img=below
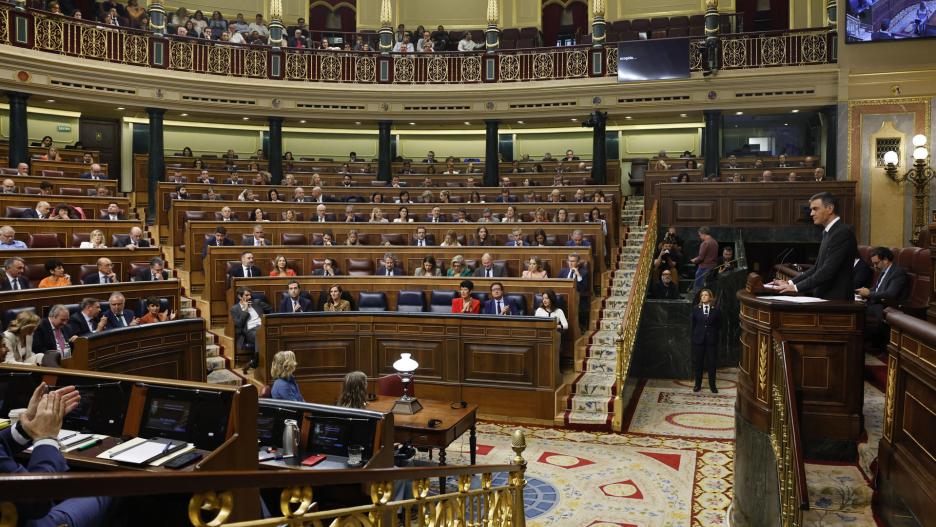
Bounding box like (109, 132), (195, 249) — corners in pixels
(100, 437), (188, 465)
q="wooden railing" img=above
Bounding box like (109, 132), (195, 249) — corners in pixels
(0, 5), (837, 85)
(611, 201), (657, 431)
(770, 340), (809, 526)
(0, 431), (530, 527)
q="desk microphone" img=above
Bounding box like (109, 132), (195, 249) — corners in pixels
(774, 247), (795, 280)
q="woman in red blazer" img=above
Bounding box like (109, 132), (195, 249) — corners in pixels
(451, 280), (481, 314)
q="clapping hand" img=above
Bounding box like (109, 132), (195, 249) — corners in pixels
(21, 382), (80, 439)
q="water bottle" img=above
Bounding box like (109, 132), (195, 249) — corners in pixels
(282, 419), (299, 460)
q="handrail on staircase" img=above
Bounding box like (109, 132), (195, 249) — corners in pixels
(611, 200), (658, 432)
(772, 340), (809, 523)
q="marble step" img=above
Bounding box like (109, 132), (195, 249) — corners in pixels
(206, 355), (226, 372)
(206, 344), (220, 358)
(207, 369), (242, 386)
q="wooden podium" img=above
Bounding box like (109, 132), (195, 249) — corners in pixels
(737, 287), (866, 443)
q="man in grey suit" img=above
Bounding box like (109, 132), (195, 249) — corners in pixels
(473, 253), (505, 278)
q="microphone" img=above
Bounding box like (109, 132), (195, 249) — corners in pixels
(774, 247), (795, 280)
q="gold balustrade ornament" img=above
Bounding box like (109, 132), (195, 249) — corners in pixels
(769, 340), (807, 527)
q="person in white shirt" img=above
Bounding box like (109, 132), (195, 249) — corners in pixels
(393, 34), (415, 53)
(416, 31), (434, 52)
(248, 14), (269, 37)
(458, 33), (482, 51)
(535, 289), (568, 331)
(228, 27), (246, 44)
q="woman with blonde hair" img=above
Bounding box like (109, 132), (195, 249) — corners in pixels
(369, 207), (388, 223)
(271, 350), (304, 401)
(337, 370), (368, 409)
(2, 311), (43, 365)
(79, 229), (107, 248)
(522, 256), (548, 279)
(440, 229), (461, 247)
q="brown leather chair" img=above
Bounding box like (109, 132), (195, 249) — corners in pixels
(40, 170), (64, 178)
(5, 206), (29, 217)
(24, 264), (47, 287)
(346, 258), (374, 276)
(380, 233), (405, 246)
(79, 264), (100, 284)
(60, 188), (83, 196)
(23, 187), (40, 195)
(0, 167), (18, 175)
(27, 233), (61, 248)
(281, 233), (307, 245)
(71, 233), (91, 247)
(184, 211), (210, 223)
(128, 262), (150, 281)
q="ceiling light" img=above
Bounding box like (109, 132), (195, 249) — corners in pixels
(46, 99), (55, 103)
(571, 118), (578, 122)
(409, 122), (415, 125)
(791, 109), (800, 113)
(625, 116), (633, 120)
(299, 119), (306, 124)
(116, 107), (125, 110)
(517, 120), (525, 124)
(180, 113), (188, 117)
(242, 117), (249, 120)
(679, 113), (687, 118)
(354, 121), (361, 125)
(735, 111), (743, 115)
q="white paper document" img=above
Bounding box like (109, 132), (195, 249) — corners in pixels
(759, 295), (828, 303)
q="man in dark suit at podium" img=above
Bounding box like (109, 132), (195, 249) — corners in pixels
(772, 192), (857, 300)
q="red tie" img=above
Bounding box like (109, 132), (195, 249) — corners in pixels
(54, 328), (67, 351)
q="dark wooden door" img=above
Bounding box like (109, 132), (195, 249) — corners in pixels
(79, 118), (121, 178)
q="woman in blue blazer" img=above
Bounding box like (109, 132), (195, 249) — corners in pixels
(690, 289), (721, 393)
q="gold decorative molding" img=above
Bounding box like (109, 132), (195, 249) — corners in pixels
(884, 353), (896, 441)
(757, 335), (769, 402)
(487, 0), (500, 26)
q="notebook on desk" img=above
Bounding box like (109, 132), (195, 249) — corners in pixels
(97, 437), (189, 465)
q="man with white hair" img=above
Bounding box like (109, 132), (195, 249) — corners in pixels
(80, 163), (107, 180)
(20, 201), (50, 219)
(1, 179), (16, 194)
(0, 226), (27, 250)
(105, 292), (139, 328)
(114, 227), (150, 250)
(32, 304), (77, 355)
(82, 257), (118, 284)
(16, 162), (29, 177)
(313, 204), (333, 222)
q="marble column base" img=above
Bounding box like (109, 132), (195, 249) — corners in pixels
(731, 412), (780, 527)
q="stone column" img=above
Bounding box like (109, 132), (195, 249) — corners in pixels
(827, 0), (837, 27)
(591, 0), (607, 47)
(821, 105), (837, 180)
(378, 0), (393, 53)
(378, 121), (392, 182)
(484, 120), (500, 187)
(268, 0), (285, 49)
(703, 110), (722, 180)
(589, 111), (608, 184)
(146, 108), (166, 222)
(704, 0), (720, 74)
(147, 0), (167, 35)
(268, 117), (283, 184)
(6, 92), (29, 169)
(485, 0), (500, 53)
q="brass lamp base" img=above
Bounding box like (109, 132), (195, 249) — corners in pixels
(392, 397), (423, 415)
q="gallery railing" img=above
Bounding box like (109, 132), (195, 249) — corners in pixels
(0, 5), (836, 85)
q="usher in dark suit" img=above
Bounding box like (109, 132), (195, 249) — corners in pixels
(790, 218), (858, 300)
(690, 302), (721, 390)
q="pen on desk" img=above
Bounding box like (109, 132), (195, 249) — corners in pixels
(162, 441), (175, 454)
(76, 439), (102, 451)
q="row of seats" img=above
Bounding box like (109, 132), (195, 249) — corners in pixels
(184, 209), (601, 224)
(2, 186), (110, 197)
(2, 298), (171, 331)
(218, 231), (591, 248)
(8, 232), (137, 249)
(858, 245), (931, 317)
(0, 168), (110, 179)
(18, 262), (166, 288)
(5, 206), (127, 219)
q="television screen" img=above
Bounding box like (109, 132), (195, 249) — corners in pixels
(617, 38), (690, 82)
(846, 0), (936, 43)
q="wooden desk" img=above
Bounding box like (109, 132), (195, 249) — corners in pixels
(0, 248), (166, 288)
(2, 219), (144, 249)
(31, 160), (110, 178)
(0, 195), (132, 219)
(369, 396), (478, 492)
(3, 175), (118, 196)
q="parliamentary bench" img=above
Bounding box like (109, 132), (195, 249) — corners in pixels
(181, 221), (606, 278)
(29, 160), (111, 179)
(1, 195), (132, 219)
(204, 246), (593, 319)
(0, 175), (119, 196)
(0, 247), (166, 289)
(256, 312), (561, 421)
(229, 275), (579, 355)
(0, 279), (182, 331)
(644, 168), (824, 205)
(0, 363), (261, 522)
(2, 220), (146, 249)
(0, 145), (102, 163)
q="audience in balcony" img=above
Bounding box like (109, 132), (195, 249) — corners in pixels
(458, 33), (483, 51)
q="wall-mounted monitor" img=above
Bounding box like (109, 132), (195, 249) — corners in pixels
(846, 0), (936, 43)
(617, 38), (690, 82)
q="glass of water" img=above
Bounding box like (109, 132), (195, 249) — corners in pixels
(347, 444), (364, 466)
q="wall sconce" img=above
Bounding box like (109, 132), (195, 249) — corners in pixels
(884, 134), (935, 245)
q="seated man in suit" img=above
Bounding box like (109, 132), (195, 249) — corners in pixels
(312, 257), (341, 277)
(566, 229), (591, 247)
(426, 206), (445, 223)
(228, 251), (263, 282)
(105, 292), (139, 329)
(2, 381), (115, 525)
(496, 189), (516, 203)
(114, 226), (150, 251)
(137, 257), (169, 281)
(82, 257), (118, 284)
(412, 226), (435, 247)
(651, 270), (681, 299)
(813, 167), (827, 182)
(32, 305), (77, 355)
(473, 253), (505, 278)
(280, 280), (313, 313)
(100, 203), (124, 221)
(376, 253), (404, 277)
(856, 247), (910, 345)
(505, 229), (527, 247)
(312, 204), (334, 222)
(20, 201), (51, 219)
(563, 149), (579, 161)
(67, 298), (109, 337)
(1, 178), (15, 194)
(231, 286), (272, 370)
(293, 187), (310, 203)
(482, 282), (523, 316)
(244, 224), (269, 247)
(202, 226), (236, 259)
(310, 186), (330, 203)
(1, 257), (30, 291)
(80, 163), (108, 180)
(853, 256), (873, 290)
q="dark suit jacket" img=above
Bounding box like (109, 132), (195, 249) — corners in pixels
(202, 237), (236, 258)
(411, 235), (437, 246)
(279, 295), (313, 313)
(0, 427), (69, 520)
(311, 269), (341, 277)
(558, 267), (589, 295)
(867, 264), (910, 306)
(81, 272), (115, 285)
(136, 269), (170, 281)
(566, 240), (591, 247)
(0, 276), (30, 291)
(853, 258), (873, 290)
(230, 300), (271, 349)
(690, 304), (721, 345)
(504, 241), (528, 247)
(791, 219), (858, 300)
(80, 172), (109, 180)
(32, 318), (73, 354)
(375, 267), (405, 277)
(651, 280), (680, 299)
(473, 265), (506, 278)
(311, 214), (336, 222)
(19, 209), (41, 219)
(228, 265), (263, 280)
(243, 238), (270, 247)
(99, 214), (126, 221)
(67, 312), (99, 337)
(105, 310), (136, 329)
(481, 297), (522, 316)
(114, 238), (151, 248)
(495, 196), (517, 203)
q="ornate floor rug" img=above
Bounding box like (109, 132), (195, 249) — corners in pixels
(623, 370), (738, 440)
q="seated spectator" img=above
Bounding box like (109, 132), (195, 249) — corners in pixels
(469, 191), (484, 205)
(293, 187), (309, 202)
(67, 298), (108, 337)
(203, 226), (235, 258)
(587, 207), (608, 235)
(114, 226), (150, 250)
(1, 258), (29, 291)
(440, 229), (461, 248)
(558, 252), (588, 296)
(548, 188), (563, 203)
(412, 226), (434, 247)
(787, 172), (799, 182)
(21, 201), (51, 219)
(760, 170), (773, 182)
(232, 286), (271, 370)
(427, 206), (444, 223)
(38, 181), (53, 196)
(477, 208), (495, 223)
(856, 247), (910, 346)
(267, 189), (283, 202)
(138, 296), (176, 325)
(501, 205), (521, 223)
(238, 189), (259, 202)
(677, 173), (690, 183)
(522, 256), (548, 279)
(3, 311), (44, 365)
(50, 204), (78, 221)
(41, 145), (63, 161)
(219, 206), (236, 222)
(15, 163), (29, 177)
(497, 189), (516, 203)
(101, 203), (124, 221)
(450, 280), (480, 315)
(653, 238), (681, 278)
(135, 257), (167, 282)
(813, 167), (826, 181)
(323, 284), (351, 311)
(288, 29), (308, 48)
(424, 150), (437, 164)
(396, 190), (413, 204)
(754, 159), (765, 169)
(345, 230), (362, 246)
(105, 292), (139, 329)
(1, 178), (16, 194)
(533, 208), (548, 223)
(554, 208), (570, 223)
(371, 192), (385, 204)
(482, 282), (522, 316)
(280, 281), (313, 312)
(94, 185), (111, 198)
(230, 12), (249, 33)
(0, 226), (27, 249)
(651, 270), (680, 299)
(38, 259), (71, 288)
(82, 257), (117, 285)
(271, 350), (304, 401)
(80, 163), (107, 180)
(343, 206), (360, 223)
(447, 255), (472, 277)
(245, 224), (269, 247)
(229, 251), (262, 280)
(458, 32), (482, 51)
(535, 289), (569, 331)
(283, 209), (298, 222)
(195, 171), (213, 184)
(506, 228), (527, 247)
(415, 255), (442, 277)
(473, 226), (495, 246)
(248, 13), (270, 38)
(313, 257), (340, 277)
(567, 229), (590, 247)
(533, 228), (552, 247)
(79, 229), (108, 249)
(377, 253), (404, 277)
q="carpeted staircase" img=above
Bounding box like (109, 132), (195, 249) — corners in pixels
(563, 196), (646, 429)
(177, 296), (242, 386)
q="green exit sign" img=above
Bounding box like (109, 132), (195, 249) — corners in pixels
(56, 125), (71, 132)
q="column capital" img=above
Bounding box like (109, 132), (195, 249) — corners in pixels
(268, 116), (284, 124)
(145, 107), (166, 117)
(5, 92), (31, 102)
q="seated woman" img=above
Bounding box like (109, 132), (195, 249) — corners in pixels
(534, 290), (568, 332)
(270, 255), (296, 277)
(553, 208), (570, 223)
(587, 207), (608, 235)
(447, 255), (472, 277)
(270, 350), (304, 402)
(2, 311), (43, 365)
(414, 255), (442, 277)
(522, 256), (548, 279)
(345, 230), (363, 246)
(439, 229), (461, 248)
(451, 279), (480, 314)
(52, 204), (80, 220)
(41, 145), (62, 161)
(80, 229), (108, 249)
(138, 296), (176, 325)
(323, 284), (351, 311)
(394, 206), (413, 223)
(267, 189), (283, 202)
(250, 208), (269, 222)
(336, 370), (367, 408)
(533, 228), (552, 247)
(369, 207), (388, 223)
(501, 205), (521, 223)
(38, 259), (71, 288)
(283, 209), (298, 222)
(473, 226), (494, 246)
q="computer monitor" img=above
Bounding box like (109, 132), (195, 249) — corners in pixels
(256, 405), (303, 448)
(60, 380), (128, 437)
(306, 416), (352, 457)
(138, 385), (231, 450)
